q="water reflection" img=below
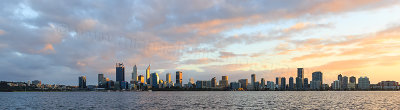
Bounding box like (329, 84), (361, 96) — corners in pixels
(0, 91), (399, 109)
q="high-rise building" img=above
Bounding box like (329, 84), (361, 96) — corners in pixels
(79, 76), (87, 88)
(238, 79), (248, 90)
(276, 77), (281, 89)
(333, 80), (340, 90)
(176, 71), (182, 87)
(166, 73), (171, 83)
(211, 77), (217, 87)
(261, 78), (265, 89)
(358, 77), (370, 90)
(289, 77), (294, 90)
(138, 75), (145, 83)
(116, 63), (125, 82)
(230, 82), (241, 90)
(150, 73), (159, 88)
(349, 76), (356, 83)
(296, 77), (302, 90)
(348, 76), (357, 90)
(338, 74), (343, 90)
(304, 78), (309, 89)
(267, 81), (275, 90)
(311, 71), (323, 90)
(342, 76), (348, 90)
(251, 74), (256, 89)
(132, 65), (138, 81)
(280, 77), (286, 90)
(98, 74), (106, 88)
(297, 68), (304, 89)
(219, 76), (229, 88)
(146, 65), (150, 84)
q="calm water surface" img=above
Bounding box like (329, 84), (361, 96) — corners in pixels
(1, 91), (400, 109)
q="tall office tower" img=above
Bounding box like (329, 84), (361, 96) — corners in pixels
(116, 63), (125, 83)
(146, 65), (150, 84)
(297, 68), (304, 89)
(219, 76), (229, 88)
(276, 77), (281, 89)
(261, 78), (265, 88)
(311, 71), (323, 90)
(132, 65), (138, 81)
(342, 76), (348, 90)
(79, 76), (87, 88)
(138, 75), (145, 83)
(166, 73), (171, 83)
(280, 77), (286, 90)
(296, 77), (302, 90)
(304, 78), (309, 89)
(211, 77), (217, 87)
(348, 76), (357, 90)
(176, 71), (183, 87)
(251, 74), (256, 89)
(333, 80), (340, 90)
(358, 77), (370, 90)
(98, 74), (106, 87)
(238, 79), (248, 90)
(338, 74), (343, 90)
(150, 73), (159, 88)
(267, 81), (275, 90)
(289, 77), (294, 90)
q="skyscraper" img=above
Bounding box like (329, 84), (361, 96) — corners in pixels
(79, 76), (87, 88)
(98, 73), (106, 87)
(166, 73), (171, 83)
(289, 77), (294, 90)
(176, 71), (182, 87)
(251, 74), (256, 89)
(311, 71), (323, 90)
(138, 75), (145, 83)
(219, 76), (229, 88)
(297, 68), (304, 89)
(211, 77), (217, 87)
(238, 79), (248, 90)
(348, 76), (357, 90)
(276, 77), (281, 89)
(116, 63), (125, 82)
(261, 78), (265, 89)
(342, 76), (348, 90)
(338, 74), (343, 90)
(304, 78), (309, 89)
(132, 65), (137, 81)
(150, 72), (159, 88)
(146, 65), (150, 84)
(280, 77), (286, 90)
(358, 77), (370, 90)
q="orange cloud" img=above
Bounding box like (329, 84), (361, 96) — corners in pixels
(38, 43), (55, 54)
(0, 29), (5, 35)
(291, 53), (333, 61)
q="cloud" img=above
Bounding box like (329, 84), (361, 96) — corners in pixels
(291, 53), (333, 61)
(0, 0), (399, 85)
(0, 29), (5, 35)
(219, 51), (246, 58)
(181, 58), (219, 65)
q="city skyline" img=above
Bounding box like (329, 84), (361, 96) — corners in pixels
(1, 1), (400, 86)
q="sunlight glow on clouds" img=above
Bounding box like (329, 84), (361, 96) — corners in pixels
(1, 0), (400, 85)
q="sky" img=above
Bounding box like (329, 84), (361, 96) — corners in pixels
(1, 0), (400, 86)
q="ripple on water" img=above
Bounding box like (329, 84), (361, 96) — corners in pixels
(0, 91), (400, 109)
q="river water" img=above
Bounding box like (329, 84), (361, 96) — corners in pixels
(1, 91), (399, 109)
